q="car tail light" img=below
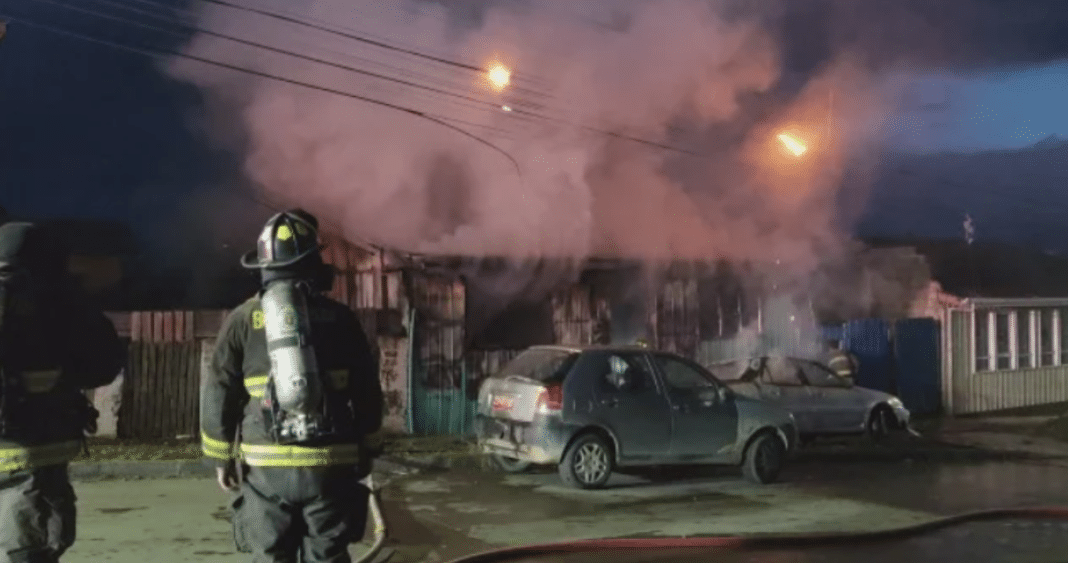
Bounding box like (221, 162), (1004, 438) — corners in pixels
(536, 384), (563, 414)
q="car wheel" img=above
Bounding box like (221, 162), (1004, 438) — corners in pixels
(491, 454), (532, 474)
(558, 433), (614, 489)
(741, 431), (786, 485)
(866, 404), (894, 443)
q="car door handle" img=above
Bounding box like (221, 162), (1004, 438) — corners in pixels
(601, 397), (619, 408)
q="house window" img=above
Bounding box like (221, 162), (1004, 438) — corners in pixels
(1060, 309), (1068, 366)
(995, 311), (1011, 370)
(1015, 309), (1032, 369)
(1040, 309), (1055, 367)
(974, 310), (990, 372)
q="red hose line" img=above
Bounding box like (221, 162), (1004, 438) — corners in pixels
(443, 506), (1068, 563)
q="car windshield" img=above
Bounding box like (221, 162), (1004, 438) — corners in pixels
(491, 348), (578, 382)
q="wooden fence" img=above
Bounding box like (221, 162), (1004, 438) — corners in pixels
(110, 311), (226, 440)
(118, 340), (201, 440)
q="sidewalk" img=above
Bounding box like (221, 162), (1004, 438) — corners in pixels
(918, 414), (1068, 460)
(68, 435), (481, 482)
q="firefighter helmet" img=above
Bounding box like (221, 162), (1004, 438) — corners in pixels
(241, 209), (323, 270)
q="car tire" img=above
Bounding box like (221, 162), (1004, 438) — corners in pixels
(741, 431), (786, 485)
(491, 454), (532, 474)
(866, 404), (894, 443)
(558, 432), (614, 489)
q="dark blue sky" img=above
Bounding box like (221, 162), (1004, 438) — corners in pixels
(887, 62), (1068, 152)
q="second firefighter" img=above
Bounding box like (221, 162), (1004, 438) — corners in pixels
(200, 209), (384, 563)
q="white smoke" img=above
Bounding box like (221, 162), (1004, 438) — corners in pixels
(165, 0), (914, 334)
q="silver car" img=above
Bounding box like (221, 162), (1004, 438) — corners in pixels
(708, 356), (911, 443)
(474, 345), (798, 490)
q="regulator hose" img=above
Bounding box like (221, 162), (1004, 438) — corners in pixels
(444, 505), (1068, 563)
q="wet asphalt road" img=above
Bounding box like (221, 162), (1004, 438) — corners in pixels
(380, 440), (1068, 563)
(58, 438), (1068, 563)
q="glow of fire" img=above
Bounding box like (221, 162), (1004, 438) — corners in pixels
(777, 133), (807, 157)
(487, 63), (511, 91)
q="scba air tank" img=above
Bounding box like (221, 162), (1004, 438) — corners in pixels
(260, 279), (325, 442)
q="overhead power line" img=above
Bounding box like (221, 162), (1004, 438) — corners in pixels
(1, 15), (525, 175)
(96, 0), (556, 100)
(120, 0), (553, 90)
(34, 0), (546, 117)
(25, 1), (710, 157)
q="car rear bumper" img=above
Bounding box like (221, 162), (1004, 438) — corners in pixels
(475, 414), (570, 465)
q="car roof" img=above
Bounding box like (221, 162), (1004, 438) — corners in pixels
(527, 344), (661, 354)
(708, 354), (815, 365)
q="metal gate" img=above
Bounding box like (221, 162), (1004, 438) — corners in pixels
(409, 275), (468, 435)
(893, 318), (942, 416)
(842, 318), (894, 393)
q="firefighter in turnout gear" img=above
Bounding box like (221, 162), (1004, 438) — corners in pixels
(201, 209), (384, 563)
(824, 339), (858, 383)
(0, 222), (124, 563)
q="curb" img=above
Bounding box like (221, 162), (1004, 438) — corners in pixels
(67, 457), (444, 482)
(70, 460), (215, 481)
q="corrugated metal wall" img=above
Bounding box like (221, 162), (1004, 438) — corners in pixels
(843, 318), (894, 393)
(552, 285), (594, 345)
(942, 304), (1068, 415)
(656, 277), (700, 357)
(953, 366), (1068, 413)
(893, 318), (942, 416)
(410, 274), (468, 435)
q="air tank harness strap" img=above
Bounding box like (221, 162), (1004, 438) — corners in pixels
(240, 443), (362, 467)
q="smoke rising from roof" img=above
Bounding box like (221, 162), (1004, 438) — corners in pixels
(164, 0), (1056, 334)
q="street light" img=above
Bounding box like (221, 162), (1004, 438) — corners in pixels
(777, 132), (808, 158)
(486, 62), (511, 92)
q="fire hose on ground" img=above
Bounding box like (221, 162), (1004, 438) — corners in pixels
(442, 506), (1068, 563)
(355, 473), (390, 563)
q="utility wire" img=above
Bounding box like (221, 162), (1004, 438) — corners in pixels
(34, 0), (545, 118)
(1, 15), (525, 176)
(119, 0), (554, 91)
(87, 0), (555, 109)
(33, 0), (711, 157)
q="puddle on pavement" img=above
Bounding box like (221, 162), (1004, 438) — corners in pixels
(97, 507), (147, 514)
(402, 479), (452, 494)
(387, 471), (763, 521)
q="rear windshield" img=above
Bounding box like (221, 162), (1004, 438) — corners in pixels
(492, 348), (578, 383)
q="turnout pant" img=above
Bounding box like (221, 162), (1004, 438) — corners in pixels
(232, 465), (370, 563)
(0, 464), (76, 563)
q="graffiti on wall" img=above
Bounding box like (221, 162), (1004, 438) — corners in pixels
(378, 336), (409, 432)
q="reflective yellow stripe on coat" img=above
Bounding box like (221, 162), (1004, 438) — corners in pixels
(244, 374), (269, 399)
(201, 432), (236, 461)
(0, 441), (82, 472)
(240, 443), (361, 467)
